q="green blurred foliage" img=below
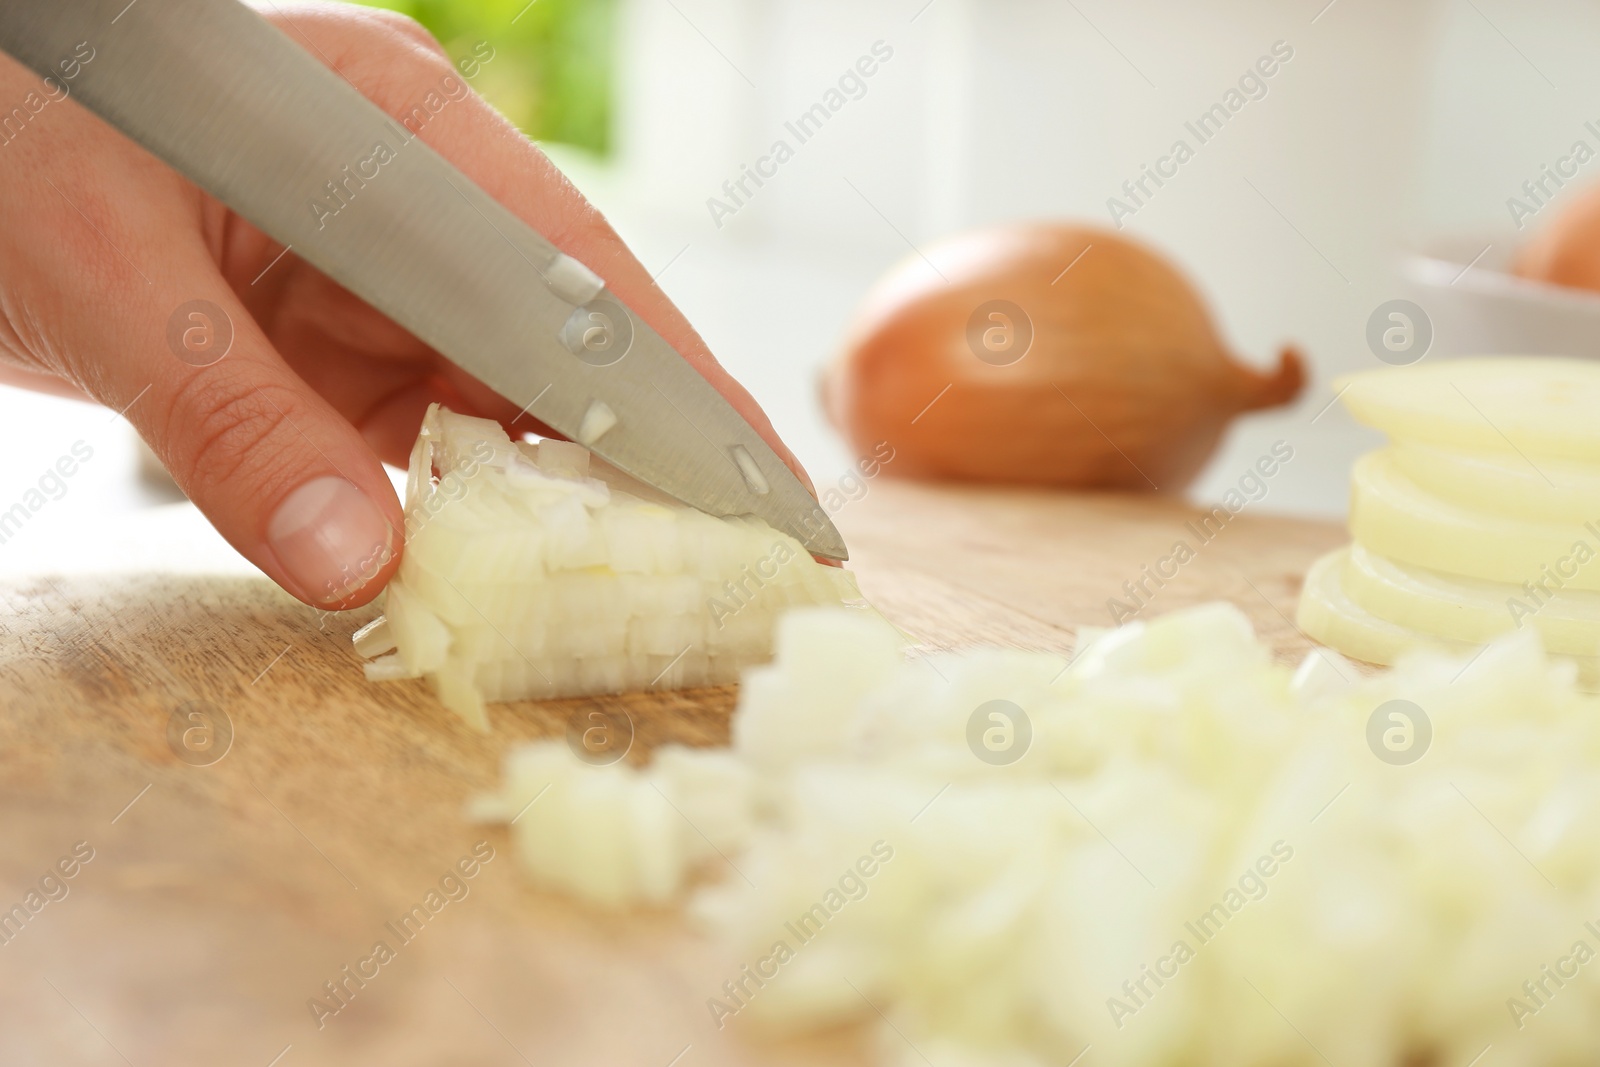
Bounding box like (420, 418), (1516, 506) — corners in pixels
(353, 0), (615, 155)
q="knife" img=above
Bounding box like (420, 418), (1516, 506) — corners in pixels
(0, 0), (848, 560)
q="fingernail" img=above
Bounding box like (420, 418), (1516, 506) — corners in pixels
(267, 476), (395, 606)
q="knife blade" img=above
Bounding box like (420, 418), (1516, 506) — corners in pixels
(0, 0), (848, 560)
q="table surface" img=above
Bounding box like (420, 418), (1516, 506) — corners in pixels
(0, 481), (1344, 1066)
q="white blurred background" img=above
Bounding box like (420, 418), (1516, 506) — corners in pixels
(8, 0), (1600, 558)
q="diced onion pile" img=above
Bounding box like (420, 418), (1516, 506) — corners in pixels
(355, 404), (864, 729)
(1299, 357), (1600, 682)
(474, 602), (1600, 1066)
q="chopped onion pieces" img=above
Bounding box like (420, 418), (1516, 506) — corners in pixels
(473, 602), (1600, 1065)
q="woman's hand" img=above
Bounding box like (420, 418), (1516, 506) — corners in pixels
(0, 2), (806, 608)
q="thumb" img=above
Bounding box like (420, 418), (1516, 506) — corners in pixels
(161, 288), (402, 607)
(62, 264), (404, 609)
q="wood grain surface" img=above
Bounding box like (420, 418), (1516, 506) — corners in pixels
(0, 482), (1343, 1066)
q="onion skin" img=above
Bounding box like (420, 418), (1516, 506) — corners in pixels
(1512, 182), (1600, 292)
(823, 224), (1305, 490)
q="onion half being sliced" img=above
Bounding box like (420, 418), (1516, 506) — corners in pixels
(355, 405), (868, 729)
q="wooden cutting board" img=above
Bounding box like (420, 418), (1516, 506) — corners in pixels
(0, 482), (1343, 1067)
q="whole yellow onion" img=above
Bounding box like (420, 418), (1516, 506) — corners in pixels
(822, 224), (1305, 490)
